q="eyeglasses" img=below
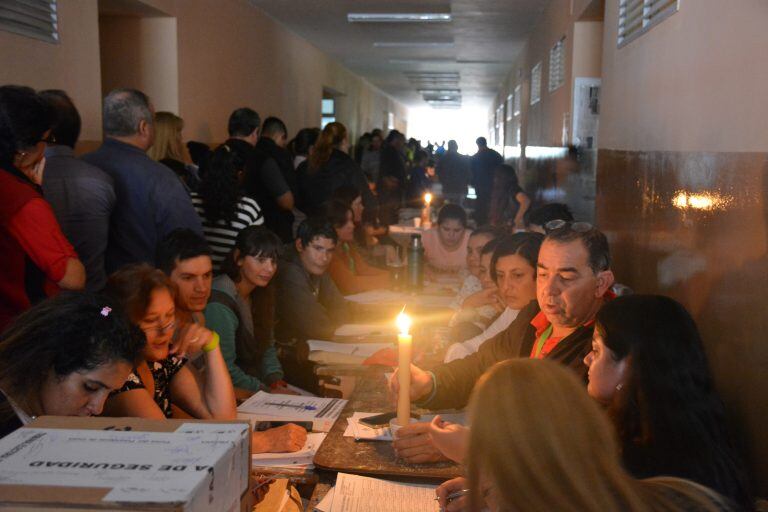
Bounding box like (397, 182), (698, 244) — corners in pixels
(544, 219), (594, 234)
(141, 319), (176, 336)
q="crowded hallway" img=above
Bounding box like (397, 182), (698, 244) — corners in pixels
(1, 0), (767, 511)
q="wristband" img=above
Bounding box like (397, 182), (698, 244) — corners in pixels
(203, 332), (220, 353)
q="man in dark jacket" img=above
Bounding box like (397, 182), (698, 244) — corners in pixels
(225, 109), (295, 243)
(391, 222), (615, 461)
(470, 136), (503, 225)
(436, 140), (469, 205)
(377, 130), (407, 225)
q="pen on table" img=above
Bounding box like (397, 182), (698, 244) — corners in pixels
(435, 489), (470, 502)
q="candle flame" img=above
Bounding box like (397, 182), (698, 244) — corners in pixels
(424, 192), (432, 205)
(396, 308), (412, 336)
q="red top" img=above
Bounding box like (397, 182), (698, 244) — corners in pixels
(0, 168), (76, 331)
(529, 290), (616, 359)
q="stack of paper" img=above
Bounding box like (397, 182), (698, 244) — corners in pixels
(315, 473), (439, 512)
(307, 340), (394, 365)
(251, 432), (326, 470)
(237, 391), (347, 433)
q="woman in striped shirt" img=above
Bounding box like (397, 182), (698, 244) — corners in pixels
(191, 145), (263, 273)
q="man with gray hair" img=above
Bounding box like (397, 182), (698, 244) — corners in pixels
(83, 88), (202, 274)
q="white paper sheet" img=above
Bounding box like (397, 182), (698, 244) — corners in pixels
(315, 487), (335, 512)
(343, 413), (392, 441)
(344, 289), (405, 304)
(307, 340), (394, 358)
(330, 473), (439, 512)
(252, 433), (326, 462)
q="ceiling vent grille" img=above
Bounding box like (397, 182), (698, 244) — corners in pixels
(0, 0), (58, 43)
(548, 37), (566, 92)
(530, 62), (542, 106)
(618, 0), (678, 47)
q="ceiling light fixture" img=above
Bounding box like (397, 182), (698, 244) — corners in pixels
(389, 58), (456, 65)
(374, 41), (455, 48)
(347, 13), (452, 23)
(417, 89), (462, 95)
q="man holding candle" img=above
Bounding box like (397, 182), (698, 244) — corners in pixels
(390, 222), (614, 462)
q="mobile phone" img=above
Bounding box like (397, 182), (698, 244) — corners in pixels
(358, 411), (420, 428)
(254, 420), (313, 432)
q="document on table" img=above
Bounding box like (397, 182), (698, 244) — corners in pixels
(252, 433), (326, 469)
(324, 473), (439, 512)
(238, 391), (346, 421)
(344, 289), (405, 304)
(308, 340), (394, 357)
(343, 412), (393, 441)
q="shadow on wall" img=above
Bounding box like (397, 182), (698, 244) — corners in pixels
(597, 149), (768, 496)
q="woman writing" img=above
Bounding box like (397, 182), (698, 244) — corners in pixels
(0, 292), (144, 437)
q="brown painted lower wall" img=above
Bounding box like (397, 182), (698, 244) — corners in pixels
(597, 148), (768, 496)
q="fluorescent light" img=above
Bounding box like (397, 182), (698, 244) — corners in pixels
(417, 89), (461, 95)
(374, 41), (455, 48)
(348, 13), (452, 23)
(389, 58), (456, 65)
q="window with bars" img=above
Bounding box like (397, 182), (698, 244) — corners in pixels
(548, 37), (566, 92)
(617, 0), (679, 47)
(505, 93), (513, 121)
(530, 62), (542, 105)
(513, 85), (521, 116)
(0, 0), (58, 43)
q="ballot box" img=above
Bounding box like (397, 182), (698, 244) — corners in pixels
(0, 416), (252, 511)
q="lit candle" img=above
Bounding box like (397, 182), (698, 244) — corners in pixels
(396, 309), (413, 428)
(422, 193), (433, 228)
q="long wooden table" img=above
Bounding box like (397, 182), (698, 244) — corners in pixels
(312, 371), (461, 481)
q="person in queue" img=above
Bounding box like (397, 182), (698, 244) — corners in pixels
(584, 294), (753, 509)
(422, 203), (471, 275)
(392, 221), (613, 410)
(82, 88), (202, 273)
(205, 226), (289, 395)
(295, 121), (374, 219)
(39, 89), (115, 293)
(0, 85), (86, 331)
(191, 144), (264, 272)
(436, 359), (737, 512)
(0, 292), (144, 437)
(148, 111), (199, 191)
(325, 200), (389, 294)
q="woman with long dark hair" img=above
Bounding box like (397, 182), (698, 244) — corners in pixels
(0, 291), (144, 437)
(584, 295), (753, 509)
(437, 359), (737, 512)
(205, 226), (288, 394)
(191, 145), (263, 272)
(296, 122), (373, 218)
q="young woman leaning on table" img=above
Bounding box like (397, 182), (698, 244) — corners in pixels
(325, 200), (390, 294)
(436, 359), (737, 512)
(102, 264), (305, 454)
(0, 292), (145, 438)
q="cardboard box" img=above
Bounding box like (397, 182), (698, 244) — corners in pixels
(0, 416), (252, 511)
